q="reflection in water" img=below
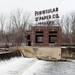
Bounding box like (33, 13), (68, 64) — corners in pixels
(0, 57), (75, 75)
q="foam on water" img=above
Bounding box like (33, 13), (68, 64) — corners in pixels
(0, 57), (75, 75)
(0, 57), (38, 75)
(22, 60), (47, 75)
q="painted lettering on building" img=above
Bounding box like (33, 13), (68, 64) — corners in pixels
(35, 7), (59, 25)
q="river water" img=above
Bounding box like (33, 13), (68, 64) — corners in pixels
(0, 57), (75, 75)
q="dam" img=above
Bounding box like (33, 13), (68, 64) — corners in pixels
(15, 46), (75, 61)
(0, 45), (75, 60)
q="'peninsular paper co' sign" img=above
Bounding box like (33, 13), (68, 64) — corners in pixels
(35, 7), (59, 25)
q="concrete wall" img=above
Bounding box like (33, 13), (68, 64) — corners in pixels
(19, 46), (61, 60)
(36, 47), (61, 60)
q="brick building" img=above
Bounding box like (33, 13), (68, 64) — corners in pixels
(26, 25), (61, 46)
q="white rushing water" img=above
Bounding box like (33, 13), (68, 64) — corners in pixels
(0, 57), (38, 75)
(0, 57), (48, 75)
(0, 57), (75, 75)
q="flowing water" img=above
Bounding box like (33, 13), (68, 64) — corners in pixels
(0, 57), (75, 75)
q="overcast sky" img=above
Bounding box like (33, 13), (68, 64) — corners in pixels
(0, 0), (74, 30)
(0, 0), (74, 15)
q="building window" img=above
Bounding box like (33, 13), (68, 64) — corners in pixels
(49, 31), (57, 43)
(49, 31), (57, 34)
(49, 35), (57, 43)
(35, 31), (43, 43)
(36, 36), (43, 43)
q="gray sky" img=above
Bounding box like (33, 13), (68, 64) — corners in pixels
(0, 0), (74, 30)
(0, 0), (75, 16)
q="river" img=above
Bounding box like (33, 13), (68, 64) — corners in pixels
(0, 57), (75, 75)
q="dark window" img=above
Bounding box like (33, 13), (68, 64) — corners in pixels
(35, 31), (43, 43)
(27, 35), (30, 40)
(36, 31), (43, 35)
(49, 31), (57, 34)
(28, 41), (31, 46)
(36, 35), (43, 43)
(49, 35), (57, 43)
(49, 31), (57, 43)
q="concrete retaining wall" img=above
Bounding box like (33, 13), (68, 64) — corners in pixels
(19, 46), (61, 60)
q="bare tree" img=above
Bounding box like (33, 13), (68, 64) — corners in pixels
(70, 12), (75, 44)
(60, 14), (72, 45)
(8, 9), (31, 46)
(0, 14), (6, 42)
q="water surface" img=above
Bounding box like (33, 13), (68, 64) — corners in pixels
(0, 57), (75, 75)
